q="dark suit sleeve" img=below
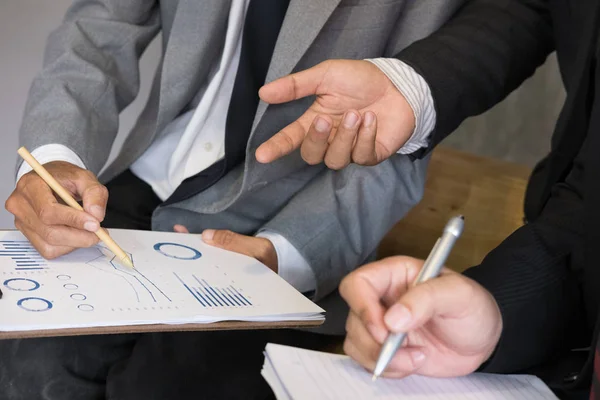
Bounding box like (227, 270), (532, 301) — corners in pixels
(462, 156), (585, 373)
(395, 0), (554, 155)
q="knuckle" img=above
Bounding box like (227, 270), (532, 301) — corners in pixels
(42, 226), (61, 245)
(218, 230), (236, 246)
(39, 243), (59, 259)
(4, 194), (19, 214)
(84, 184), (108, 199)
(79, 169), (96, 180)
(278, 131), (297, 153)
(352, 152), (373, 166)
(301, 149), (324, 166)
(15, 173), (34, 191)
(38, 204), (56, 225)
(324, 156), (347, 170)
(82, 233), (100, 248)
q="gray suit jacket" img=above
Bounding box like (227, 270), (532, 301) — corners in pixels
(18, 0), (463, 334)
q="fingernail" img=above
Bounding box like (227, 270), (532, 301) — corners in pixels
(384, 304), (412, 332)
(410, 349), (426, 364)
(343, 112), (359, 129)
(84, 221), (99, 232)
(364, 111), (375, 127)
(202, 229), (215, 241)
(90, 205), (105, 220)
(315, 117), (330, 133)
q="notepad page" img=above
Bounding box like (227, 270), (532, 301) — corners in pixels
(263, 344), (558, 400)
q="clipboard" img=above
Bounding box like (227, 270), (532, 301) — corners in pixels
(0, 319), (325, 340)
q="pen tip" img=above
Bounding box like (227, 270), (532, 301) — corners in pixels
(371, 375), (378, 382)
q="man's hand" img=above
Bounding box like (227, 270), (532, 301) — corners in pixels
(339, 256), (503, 379)
(255, 59), (415, 169)
(173, 225), (278, 272)
(5, 161), (108, 259)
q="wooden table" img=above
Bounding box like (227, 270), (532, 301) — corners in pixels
(378, 146), (532, 272)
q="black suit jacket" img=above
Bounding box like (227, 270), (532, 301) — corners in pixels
(396, 0), (600, 397)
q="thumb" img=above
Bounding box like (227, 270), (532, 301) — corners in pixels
(72, 172), (108, 222)
(202, 229), (251, 252)
(384, 273), (474, 333)
(259, 61), (329, 104)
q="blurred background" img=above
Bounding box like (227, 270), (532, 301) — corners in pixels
(0, 1), (562, 229)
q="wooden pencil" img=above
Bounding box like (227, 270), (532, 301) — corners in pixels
(17, 146), (134, 268)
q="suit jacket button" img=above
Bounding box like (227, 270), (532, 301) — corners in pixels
(563, 372), (578, 383)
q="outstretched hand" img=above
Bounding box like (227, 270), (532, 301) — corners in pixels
(255, 60), (416, 169)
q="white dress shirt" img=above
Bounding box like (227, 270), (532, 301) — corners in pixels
(16, 2), (436, 295)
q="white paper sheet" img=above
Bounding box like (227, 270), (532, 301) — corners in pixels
(261, 344), (558, 400)
(0, 230), (324, 332)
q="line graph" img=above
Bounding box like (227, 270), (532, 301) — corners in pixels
(83, 245), (171, 303)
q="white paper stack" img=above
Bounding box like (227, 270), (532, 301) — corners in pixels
(0, 230), (324, 332)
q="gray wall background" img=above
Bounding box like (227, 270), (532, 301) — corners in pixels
(0, 1), (562, 228)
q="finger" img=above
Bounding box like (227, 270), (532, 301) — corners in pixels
(14, 198), (99, 249)
(344, 338), (426, 378)
(202, 229), (254, 255)
(345, 311), (385, 353)
(383, 273), (472, 334)
(173, 225), (190, 233)
(352, 111), (378, 166)
(339, 256), (422, 337)
(343, 338), (378, 372)
(258, 61), (330, 104)
(300, 115), (332, 165)
(18, 174), (100, 232)
(14, 219), (75, 260)
(255, 116), (313, 164)
(324, 110), (361, 170)
(71, 171), (108, 222)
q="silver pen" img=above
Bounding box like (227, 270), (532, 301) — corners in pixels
(372, 215), (465, 381)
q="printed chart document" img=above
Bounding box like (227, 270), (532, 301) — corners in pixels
(0, 230), (324, 333)
(261, 344), (558, 400)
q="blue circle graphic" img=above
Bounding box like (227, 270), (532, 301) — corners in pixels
(17, 297), (53, 312)
(153, 242), (202, 260)
(4, 278), (40, 291)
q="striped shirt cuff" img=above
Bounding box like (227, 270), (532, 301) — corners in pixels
(367, 58), (436, 155)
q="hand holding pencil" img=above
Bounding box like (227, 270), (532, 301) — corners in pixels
(5, 147), (133, 267)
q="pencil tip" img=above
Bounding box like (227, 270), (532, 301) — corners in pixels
(371, 375), (378, 382)
(122, 257), (134, 268)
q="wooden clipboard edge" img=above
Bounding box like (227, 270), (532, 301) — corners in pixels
(0, 319), (325, 340)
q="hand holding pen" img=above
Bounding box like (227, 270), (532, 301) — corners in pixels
(340, 216), (503, 380)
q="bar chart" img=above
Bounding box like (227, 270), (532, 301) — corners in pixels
(0, 241), (47, 270)
(173, 272), (253, 308)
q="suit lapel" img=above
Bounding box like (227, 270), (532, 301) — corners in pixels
(250, 0), (342, 135)
(156, 0), (232, 133)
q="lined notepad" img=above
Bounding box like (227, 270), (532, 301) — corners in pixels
(261, 344), (558, 399)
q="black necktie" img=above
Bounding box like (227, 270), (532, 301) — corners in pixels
(164, 0), (291, 205)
